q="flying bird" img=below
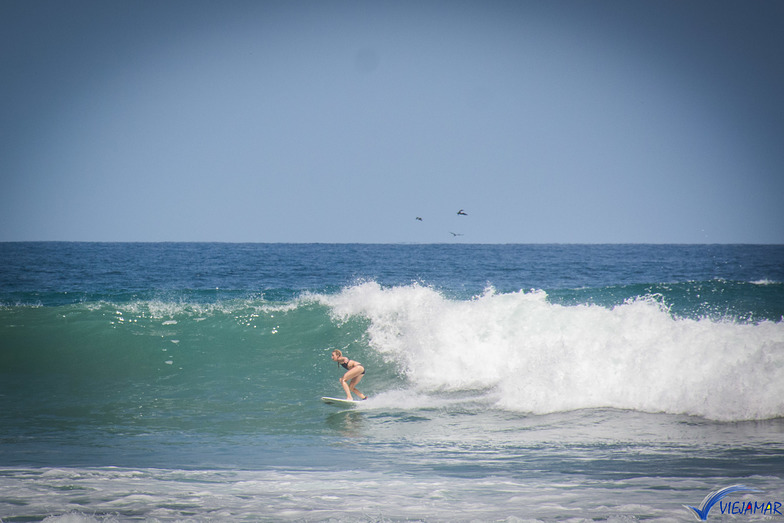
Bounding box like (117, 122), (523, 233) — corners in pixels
(416, 217), (423, 221)
(450, 232), (464, 237)
(457, 209), (468, 216)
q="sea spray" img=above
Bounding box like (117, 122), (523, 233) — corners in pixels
(324, 282), (784, 420)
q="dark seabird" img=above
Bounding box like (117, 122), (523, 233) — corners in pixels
(457, 209), (468, 216)
(416, 217), (423, 221)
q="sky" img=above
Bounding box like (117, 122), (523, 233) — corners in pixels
(2, 0), (783, 243)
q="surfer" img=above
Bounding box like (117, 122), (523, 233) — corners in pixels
(331, 349), (367, 401)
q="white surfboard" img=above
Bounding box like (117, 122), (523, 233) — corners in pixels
(321, 396), (359, 407)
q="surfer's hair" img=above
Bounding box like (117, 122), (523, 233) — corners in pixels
(332, 349), (344, 367)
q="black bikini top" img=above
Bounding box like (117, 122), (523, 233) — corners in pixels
(340, 358), (359, 370)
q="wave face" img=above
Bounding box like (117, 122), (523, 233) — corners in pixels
(326, 282), (784, 421)
(0, 297), (362, 439)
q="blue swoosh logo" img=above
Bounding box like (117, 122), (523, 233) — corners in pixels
(684, 484), (759, 520)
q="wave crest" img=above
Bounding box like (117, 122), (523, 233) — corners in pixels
(325, 282), (784, 421)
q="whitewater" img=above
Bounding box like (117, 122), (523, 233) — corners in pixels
(1, 243), (782, 522)
(324, 282), (784, 421)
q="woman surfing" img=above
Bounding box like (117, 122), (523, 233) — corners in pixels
(331, 349), (368, 401)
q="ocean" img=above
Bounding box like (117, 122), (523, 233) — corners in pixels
(1, 243), (782, 522)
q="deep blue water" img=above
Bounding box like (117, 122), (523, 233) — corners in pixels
(3, 242), (783, 299)
(1, 243), (782, 521)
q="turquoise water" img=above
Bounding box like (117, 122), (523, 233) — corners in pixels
(1, 243), (783, 521)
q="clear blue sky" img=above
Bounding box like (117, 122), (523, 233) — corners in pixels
(2, 0), (783, 243)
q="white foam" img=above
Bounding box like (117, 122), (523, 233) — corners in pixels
(86, 296), (307, 323)
(42, 514), (117, 523)
(3, 466), (783, 522)
(325, 282), (784, 421)
(751, 279), (779, 286)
